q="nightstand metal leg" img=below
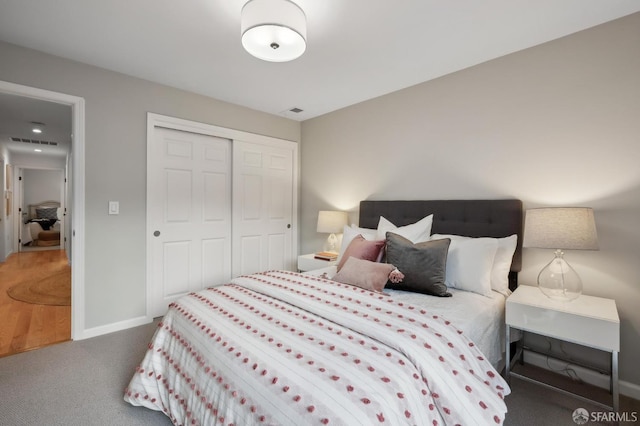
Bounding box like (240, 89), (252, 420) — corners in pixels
(612, 351), (619, 412)
(505, 325), (511, 383)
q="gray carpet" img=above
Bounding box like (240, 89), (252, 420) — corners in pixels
(0, 321), (636, 425)
(504, 374), (632, 426)
(0, 321), (170, 426)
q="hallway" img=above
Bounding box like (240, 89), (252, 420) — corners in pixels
(0, 249), (70, 357)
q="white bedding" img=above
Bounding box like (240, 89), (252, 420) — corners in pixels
(21, 222), (36, 245)
(387, 288), (506, 368)
(305, 266), (510, 368)
(125, 271), (510, 425)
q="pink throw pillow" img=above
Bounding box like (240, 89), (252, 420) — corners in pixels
(333, 257), (395, 292)
(337, 234), (385, 271)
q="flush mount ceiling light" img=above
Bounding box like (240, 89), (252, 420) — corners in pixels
(31, 121), (45, 134)
(241, 0), (307, 62)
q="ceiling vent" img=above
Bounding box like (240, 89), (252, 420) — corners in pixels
(289, 107), (303, 113)
(11, 137), (58, 146)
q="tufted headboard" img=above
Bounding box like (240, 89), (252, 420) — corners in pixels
(359, 199), (523, 289)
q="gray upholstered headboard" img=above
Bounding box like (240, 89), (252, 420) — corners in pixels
(359, 199), (523, 289)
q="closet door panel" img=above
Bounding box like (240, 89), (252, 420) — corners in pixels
(163, 241), (191, 297)
(203, 172), (228, 222)
(148, 127), (231, 317)
(165, 169), (192, 222)
(147, 114), (298, 318)
(239, 235), (262, 275)
(202, 237), (227, 286)
(267, 233), (286, 271)
(233, 140), (295, 276)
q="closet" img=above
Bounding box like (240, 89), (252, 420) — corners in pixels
(146, 114), (297, 317)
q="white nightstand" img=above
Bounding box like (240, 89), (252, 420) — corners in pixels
(505, 285), (620, 412)
(297, 253), (337, 272)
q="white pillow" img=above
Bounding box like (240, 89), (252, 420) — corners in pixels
(376, 214), (433, 243)
(438, 237), (498, 297)
(432, 234), (517, 296)
(338, 225), (380, 262)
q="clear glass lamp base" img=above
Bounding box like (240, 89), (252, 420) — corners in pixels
(537, 249), (582, 302)
(323, 233), (339, 253)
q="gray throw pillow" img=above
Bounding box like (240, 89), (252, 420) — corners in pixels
(36, 207), (58, 220)
(385, 232), (451, 297)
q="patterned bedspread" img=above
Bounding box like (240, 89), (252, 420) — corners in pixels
(124, 271), (510, 425)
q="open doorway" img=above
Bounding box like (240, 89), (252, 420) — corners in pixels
(0, 80), (85, 354)
(0, 95), (70, 356)
(17, 168), (66, 253)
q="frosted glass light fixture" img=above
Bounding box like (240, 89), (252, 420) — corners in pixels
(31, 121), (45, 134)
(241, 0), (307, 62)
(523, 207), (599, 301)
(316, 211), (348, 253)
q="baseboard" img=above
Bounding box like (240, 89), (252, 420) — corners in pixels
(78, 315), (151, 340)
(624, 381), (640, 401)
(524, 349), (640, 401)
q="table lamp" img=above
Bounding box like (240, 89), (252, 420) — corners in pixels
(523, 207), (599, 301)
(316, 210), (348, 253)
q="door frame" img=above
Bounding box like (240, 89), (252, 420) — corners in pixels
(146, 113), (298, 320)
(0, 80), (85, 341)
(14, 166), (66, 253)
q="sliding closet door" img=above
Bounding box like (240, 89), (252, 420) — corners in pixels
(148, 127), (232, 317)
(232, 140), (295, 275)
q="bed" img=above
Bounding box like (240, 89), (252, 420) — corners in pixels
(22, 201), (61, 247)
(336, 199), (522, 368)
(125, 199), (523, 425)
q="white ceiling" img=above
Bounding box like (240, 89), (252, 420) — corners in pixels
(0, 93), (71, 158)
(0, 0), (639, 142)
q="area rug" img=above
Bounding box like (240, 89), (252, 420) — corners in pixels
(7, 269), (71, 306)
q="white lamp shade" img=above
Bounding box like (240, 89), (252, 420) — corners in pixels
(523, 207), (598, 250)
(241, 0), (307, 62)
(316, 211), (348, 234)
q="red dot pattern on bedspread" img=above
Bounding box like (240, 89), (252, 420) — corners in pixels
(124, 270), (508, 425)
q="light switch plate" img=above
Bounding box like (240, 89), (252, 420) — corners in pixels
(109, 201), (119, 215)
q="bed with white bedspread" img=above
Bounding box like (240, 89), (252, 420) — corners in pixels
(307, 263), (509, 368)
(124, 199), (523, 425)
(21, 201), (61, 246)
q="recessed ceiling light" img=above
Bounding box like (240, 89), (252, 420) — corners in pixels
(34, 149), (42, 152)
(32, 128), (42, 134)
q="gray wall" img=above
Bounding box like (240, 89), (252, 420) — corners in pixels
(301, 13), (640, 389)
(0, 40), (301, 329)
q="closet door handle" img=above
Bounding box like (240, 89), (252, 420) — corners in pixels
(287, 224), (291, 229)
(153, 230), (161, 237)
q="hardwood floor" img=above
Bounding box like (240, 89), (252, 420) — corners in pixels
(0, 249), (71, 357)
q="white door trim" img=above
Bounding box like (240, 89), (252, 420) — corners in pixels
(0, 80), (86, 341)
(146, 113), (299, 320)
(147, 113), (298, 150)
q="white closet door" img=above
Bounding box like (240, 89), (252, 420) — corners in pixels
(148, 127), (231, 317)
(232, 140), (295, 276)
